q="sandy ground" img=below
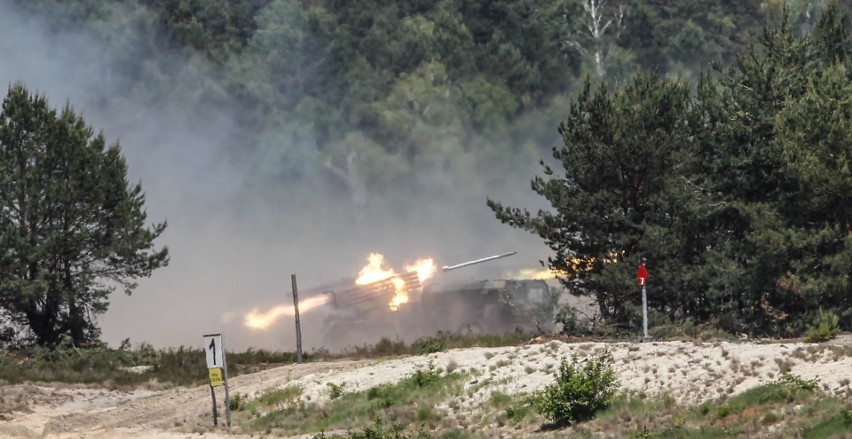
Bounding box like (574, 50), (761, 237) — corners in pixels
(2, 335), (851, 438)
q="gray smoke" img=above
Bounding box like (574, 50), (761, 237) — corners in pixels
(0, 3), (555, 351)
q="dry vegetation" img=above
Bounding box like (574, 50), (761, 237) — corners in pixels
(1, 333), (852, 438)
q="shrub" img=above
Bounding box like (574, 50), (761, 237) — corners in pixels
(229, 393), (245, 411)
(327, 382), (345, 399)
(554, 305), (587, 335)
(712, 373), (819, 419)
(411, 360), (440, 388)
(373, 338), (408, 355)
(533, 351), (619, 425)
(805, 308), (840, 342)
(842, 409), (852, 425)
(411, 336), (446, 355)
(367, 384), (396, 408)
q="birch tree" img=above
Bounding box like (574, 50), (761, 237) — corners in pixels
(563, 0), (626, 76)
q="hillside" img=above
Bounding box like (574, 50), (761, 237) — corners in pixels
(2, 336), (851, 438)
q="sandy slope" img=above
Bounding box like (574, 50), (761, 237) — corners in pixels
(2, 336), (851, 438)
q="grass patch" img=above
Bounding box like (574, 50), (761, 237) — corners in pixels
(801, 412), (852, 439)
(572, 376), (845, 438)
(489, 391), (536, 427)
(244, 360), (467, 436)
(345, 331), (536, 358)
(705, 373), (818, 419)
(0, 340), (311, 387)
(0, 329), (533, 389)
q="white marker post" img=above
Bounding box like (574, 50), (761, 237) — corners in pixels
(636, 263), (650, 340)
(204, 333), (232, 427)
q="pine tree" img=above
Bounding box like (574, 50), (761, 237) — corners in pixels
(692, 3), (852, 334)
(0, 84), (168, 346)
(489, 73), (696, 325)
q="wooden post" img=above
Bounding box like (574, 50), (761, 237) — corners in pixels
(292, 274), (303, 363)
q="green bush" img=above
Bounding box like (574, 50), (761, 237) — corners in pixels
(805, 308), (840, 342)
(533, 351), (619, 426)
(710, 373), (819, 420)
(411, 336), (446, 355)
(554, 305), (586, 336)
(367, 384), (396, 409)
(373, 338), (408, 355)
(411, 360), (440, 388)
(229, 393), (245, 411)
(842, 409), (852, 425)
(327, 382), (345, 399)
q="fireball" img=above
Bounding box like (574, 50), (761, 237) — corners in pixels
(242, 252), (438, 329)
(405, 258), (437, 283)
(355, 253), (435, 311)
(356, 253), (397, 284)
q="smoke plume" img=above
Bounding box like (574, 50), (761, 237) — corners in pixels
(0, 2), (555, 351)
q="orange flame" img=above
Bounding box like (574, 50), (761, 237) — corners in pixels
(388, 277), (407, 310)
(244, 294), (332, 330)
(355, 253), (396, 284)
(354, 253), (407, 310)
(508, 252), (622, 279)
(243, 253), (438, 329)
(355, 253), (436, 311)
(508, 267), (561, 280)
(405, 258), (437, 283)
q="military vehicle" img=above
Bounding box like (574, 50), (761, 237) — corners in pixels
(320, 252), (558, 347)
(418, 278), (556, 336)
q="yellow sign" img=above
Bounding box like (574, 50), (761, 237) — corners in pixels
(209, 368), (224, 387)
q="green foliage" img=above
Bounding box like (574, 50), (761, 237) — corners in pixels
(490, 72), (696, 324)
(491, 3), (852, 337)
(801, 412), (852, 439)
(7, 1), (852, 342)
(805, 308), (841, 342)
(533, 351), (619, 426)
(7, 0), (794, 225)
(248, 362), (466, 436)
(367, 360), (441, 409)
(0, 84), (168, 346)
(0, 343), (310, 387)
(489, 391), (535, 426)
(0, 341), (202, 386)
(229, 393), (245, 411)
(327, 382), (345, 400)
(411, 359), (441, 388)
(255, 385), (302, 408)
(707, 373), (819, 419)
(371, 338), (409, 356)
(411, 336), (446, 355)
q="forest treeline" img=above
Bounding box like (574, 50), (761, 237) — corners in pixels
(12, 0), (846, 210)
(6, 1), (851, 338)
(491, 4), (851, 337)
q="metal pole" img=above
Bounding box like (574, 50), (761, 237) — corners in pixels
(221, 336), (232, 427)
(642, 284), (648, 340)
(292, 274), (303, 363)
(210, 385), (218, 426)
